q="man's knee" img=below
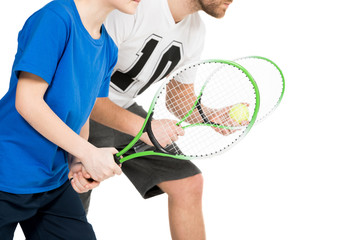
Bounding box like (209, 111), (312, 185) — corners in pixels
(186, 173), (204, 195)
(160, 174), (204, 200)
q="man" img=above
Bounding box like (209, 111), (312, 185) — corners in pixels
(75, 0), (233, 239)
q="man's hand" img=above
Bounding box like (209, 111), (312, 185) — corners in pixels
(69, 160), (100, 193)
(208, 103), (249, 136)
(143, 119), (185, 147)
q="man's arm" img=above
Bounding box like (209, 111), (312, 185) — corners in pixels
(15, 71), (121, 181)
(91, 97), (183, 147)
(165, 79), (242, 135)
(165, 79), (200, 124)
(91, 97), (145, 139)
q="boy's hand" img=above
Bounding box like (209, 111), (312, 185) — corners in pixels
(80, 147), (122, 182)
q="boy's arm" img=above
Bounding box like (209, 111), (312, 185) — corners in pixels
(15, 71), (121, 181)
(69, 118), (101, 193)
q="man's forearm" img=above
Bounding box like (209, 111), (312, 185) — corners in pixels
(90, 97), (147, 138)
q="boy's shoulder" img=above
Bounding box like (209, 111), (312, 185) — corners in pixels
(29, 0), (75, 26)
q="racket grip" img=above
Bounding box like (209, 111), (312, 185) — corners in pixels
(113, 154), (121, 165)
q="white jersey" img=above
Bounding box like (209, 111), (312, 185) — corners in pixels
(104, 0), (206, 108)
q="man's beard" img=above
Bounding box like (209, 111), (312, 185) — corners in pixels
(198, 0), (231, 18)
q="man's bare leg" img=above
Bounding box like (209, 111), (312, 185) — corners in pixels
(158, 173), (206, 240)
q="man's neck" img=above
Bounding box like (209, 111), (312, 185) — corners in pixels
(167, 0), (201, 23)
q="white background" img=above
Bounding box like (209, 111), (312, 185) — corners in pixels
(1, 0), (360, 239)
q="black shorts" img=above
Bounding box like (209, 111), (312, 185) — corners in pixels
(89, 103), (201, 199)
(0, 181), (96, 240)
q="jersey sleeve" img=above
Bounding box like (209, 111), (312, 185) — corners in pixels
(187, 20), (206, 63)
(13, 9), (68, 84)
(174, 16), (206, 84)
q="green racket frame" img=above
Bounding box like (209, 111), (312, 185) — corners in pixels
(114, 59), (260, 164)
(235, 56), (285, 124)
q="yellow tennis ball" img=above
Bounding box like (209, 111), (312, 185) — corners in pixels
(229, 103), (249, 124)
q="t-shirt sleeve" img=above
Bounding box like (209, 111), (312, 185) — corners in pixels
(13, 9), (68, 84)
(97, 45), (118, 98)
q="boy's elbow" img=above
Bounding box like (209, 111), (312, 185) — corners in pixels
(15, 94), (28, 117)
(15, 88), (36, 119)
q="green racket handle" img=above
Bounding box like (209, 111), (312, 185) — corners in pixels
(114, 154), (121, 165)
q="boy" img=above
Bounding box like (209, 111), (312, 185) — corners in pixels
(0, 0), (140, 239)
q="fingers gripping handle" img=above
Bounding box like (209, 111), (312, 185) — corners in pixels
(85, 154), (121, 182)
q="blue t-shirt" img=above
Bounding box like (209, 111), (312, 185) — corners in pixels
(0, 0), (118, 194)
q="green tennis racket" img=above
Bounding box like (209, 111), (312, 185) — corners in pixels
(233, 56), (285, 124)
(113, 59), (260, 164)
